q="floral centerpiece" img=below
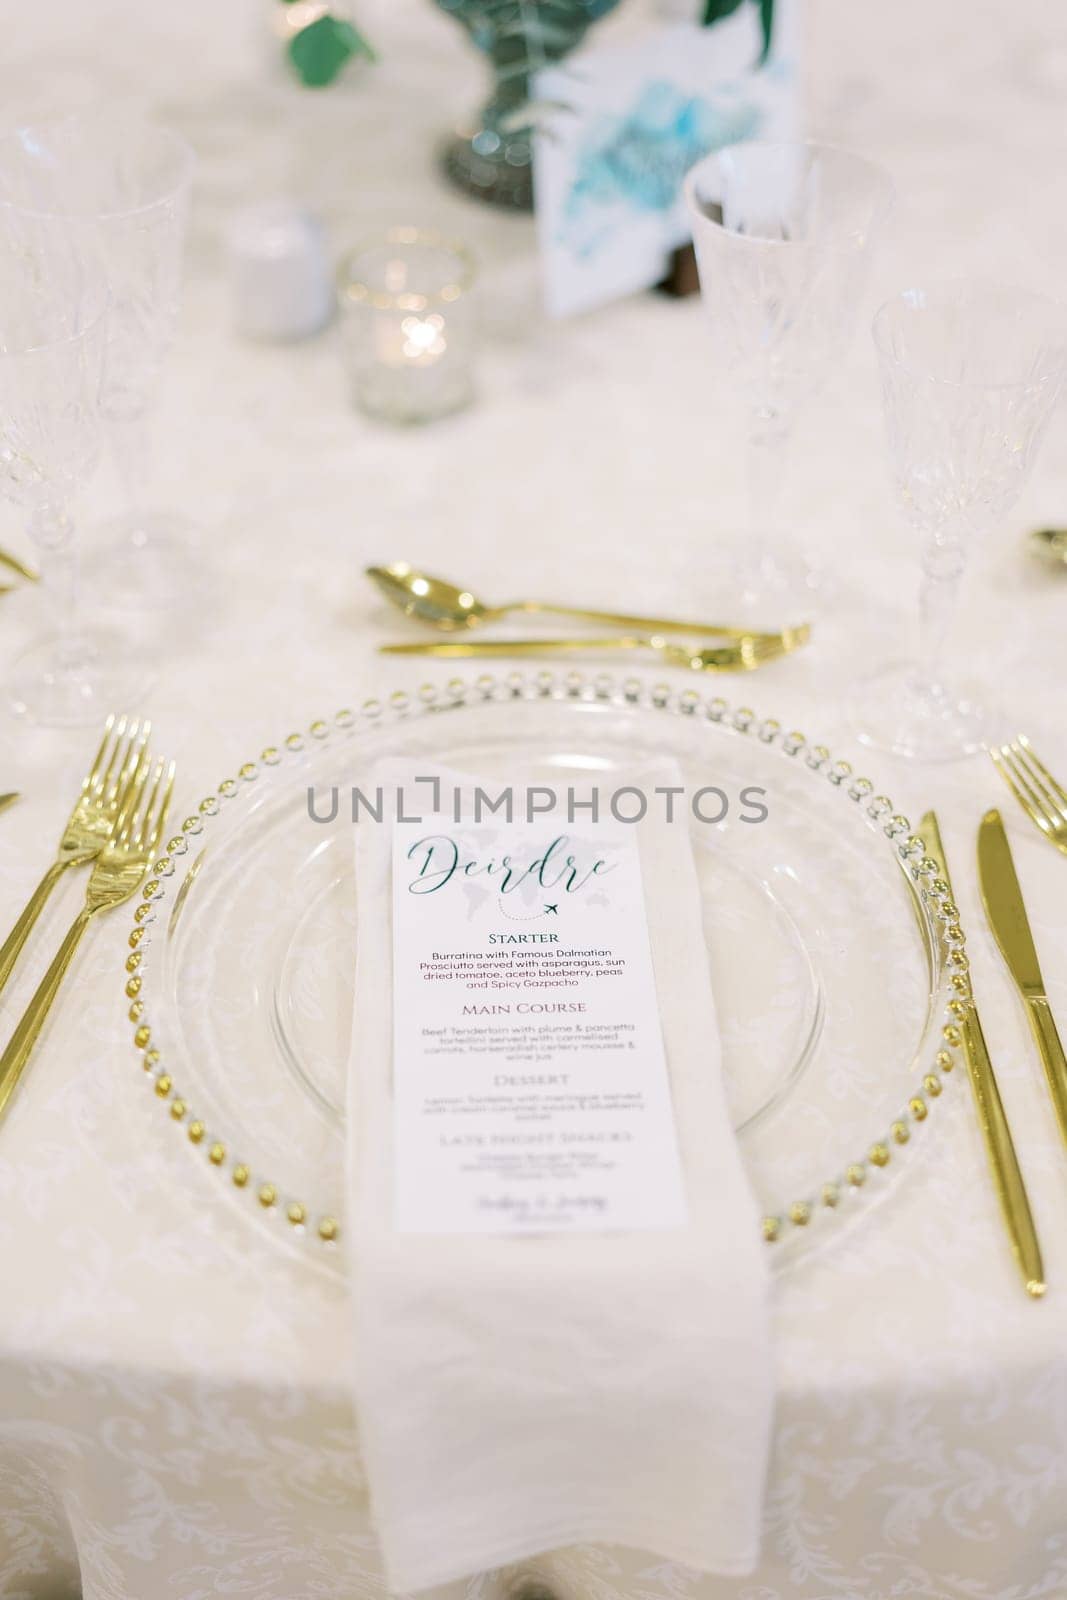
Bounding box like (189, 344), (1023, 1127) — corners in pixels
(280, 0), (776, 210)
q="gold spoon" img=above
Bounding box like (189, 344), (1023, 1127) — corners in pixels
(1030, 528), (1067, 567)
(366, 562), (809, 647)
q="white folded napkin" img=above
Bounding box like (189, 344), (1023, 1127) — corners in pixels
(347, 760), (773, 1593)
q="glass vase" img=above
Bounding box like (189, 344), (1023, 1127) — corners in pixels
(432, 0), (624, 209)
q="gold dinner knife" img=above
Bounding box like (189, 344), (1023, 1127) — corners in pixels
(0, 794), (17, 818)
(978, 807), (1067, 1150)
(920, 812), (1044, 1297)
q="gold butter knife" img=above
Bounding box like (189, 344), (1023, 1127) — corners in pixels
(0, 794), (18, 818)
(978, 807), (1067, 1150)
(380, 634), (794, 672)
(920, 812), (1044, 1297)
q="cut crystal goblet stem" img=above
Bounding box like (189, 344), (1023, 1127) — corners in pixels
(915, 544), (966, 702)
(745, 406), (791, 599)
(29, 502), (79, 639)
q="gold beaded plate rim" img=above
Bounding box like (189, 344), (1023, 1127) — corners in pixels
(123, 671), (967, 1260)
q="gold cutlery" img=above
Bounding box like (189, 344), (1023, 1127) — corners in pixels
(1030, 528), (1067, 568)
(978, 807), (1067, 1149)
(0, 756), (174, 1126)
(919, 811), (1044, 1297)
(0, 794), (17, 819)
(0, 546), (38, 583)
(0, 714), (150, 1000)
(380, 632), (801, 672)
(366, 562), (810, 648)
(991, 735), (1067, 858)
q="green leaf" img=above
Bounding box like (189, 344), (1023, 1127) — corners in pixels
(701, 0), (776, 65)
(758, 0), (775, 60)
(287, 15), (375, 87)
(701, 0), (746, 25)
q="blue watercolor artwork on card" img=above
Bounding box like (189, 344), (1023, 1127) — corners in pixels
(559, 82), (762, 261)
(532, 12), (800, 317)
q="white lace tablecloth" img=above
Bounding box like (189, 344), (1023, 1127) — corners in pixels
(1, 2), (1066, 1597)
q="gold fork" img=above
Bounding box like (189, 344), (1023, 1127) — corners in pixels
(379, 630), (804, 672)
(0, 714), (150, 998)
(0, 756), (175, 1125)
(990, 735), (1067, 858)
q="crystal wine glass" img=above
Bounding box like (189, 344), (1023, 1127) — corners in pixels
(0, 114), (196, 610)
(852, 279), (1067, 762)
(0, 212), (132, 725)
(684, 141), (894, 619)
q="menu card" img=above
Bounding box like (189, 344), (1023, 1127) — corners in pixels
(391, 812), (688, 1236)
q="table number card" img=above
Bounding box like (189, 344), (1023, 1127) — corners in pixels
(533, 5), (801, 317)
(391, 814), (688, 1235)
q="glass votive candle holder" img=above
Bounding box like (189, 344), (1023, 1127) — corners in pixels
(337, 227), (477, 424)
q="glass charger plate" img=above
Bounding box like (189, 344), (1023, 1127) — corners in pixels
(124, 673), (966, 1272)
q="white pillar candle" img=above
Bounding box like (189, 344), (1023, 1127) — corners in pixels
(228, 199), (333, 342)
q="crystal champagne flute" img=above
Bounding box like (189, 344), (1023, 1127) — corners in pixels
(0, 114), (196, 610)
(684, 141), (894, 620)
(0, 213), (128, 724)
(853, 279), (1067, 761)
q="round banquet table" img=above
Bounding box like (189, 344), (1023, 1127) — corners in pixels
(1, 1), (1066, 1597)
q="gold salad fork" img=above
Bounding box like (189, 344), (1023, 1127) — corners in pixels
(0, 756), (175, 1125)
(0, 715), (150, 998)
(991, 735), (1067, 858)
